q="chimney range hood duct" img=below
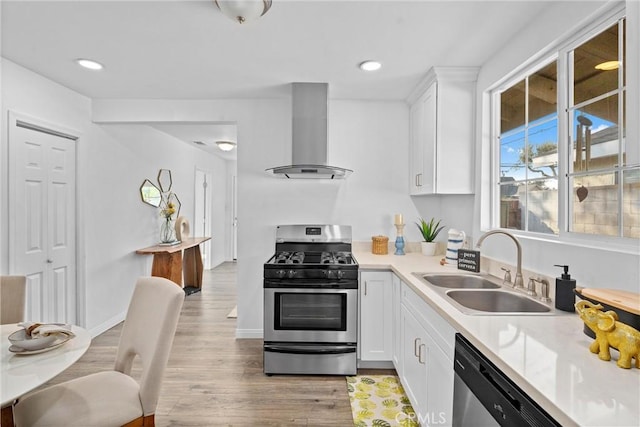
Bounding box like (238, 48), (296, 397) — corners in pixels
(266, 83), (352, 179)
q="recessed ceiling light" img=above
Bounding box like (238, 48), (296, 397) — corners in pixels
(595, 61), (620, 71)
(359, 60), (382, 72)
(76, 58), (104, 70)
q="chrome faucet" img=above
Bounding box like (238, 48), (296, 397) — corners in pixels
(476, 230), (524, 289)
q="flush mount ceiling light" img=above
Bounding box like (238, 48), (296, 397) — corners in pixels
(215, 0), (272, 24)
(359, 60), (382, 72)
(76, 58), (104, 70)
(216, 140), (237, 151)
(595, 60), (620, 71)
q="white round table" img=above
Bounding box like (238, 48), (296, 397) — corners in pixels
(1, 324), (91, 407)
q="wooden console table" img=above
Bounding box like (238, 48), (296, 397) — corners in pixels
(136, 237), (211, 294)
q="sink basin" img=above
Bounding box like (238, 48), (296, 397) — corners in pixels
(445, 290), (551, 314)
(418, 274), (500, 289)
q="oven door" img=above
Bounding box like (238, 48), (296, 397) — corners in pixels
(264, 286), (357, 343)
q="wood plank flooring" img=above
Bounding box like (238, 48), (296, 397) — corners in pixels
(37, 262), (391, 426)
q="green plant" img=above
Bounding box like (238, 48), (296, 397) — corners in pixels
(415, 218), (445, 242)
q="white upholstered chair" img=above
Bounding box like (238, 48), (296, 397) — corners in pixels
(0, 276), (26, 324)
(13, 277), (184, 427)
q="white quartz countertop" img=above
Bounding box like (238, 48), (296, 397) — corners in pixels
(354, 249), (640, 427)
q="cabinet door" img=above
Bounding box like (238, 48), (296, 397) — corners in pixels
(400, 304), (428, 421)
(420, 82), (437, 194)
(409, 100), (425, 195)
(359, 271), (392, 361)
(409, 84), (437, 195)
(425, 332), (454, 426)
(391, 274), (402, 369)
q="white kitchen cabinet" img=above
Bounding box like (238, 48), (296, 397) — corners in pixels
(391, 273), (402, 369)
(408, 66), (479, 195)
(400, 304), (428, 420)
(359, 271), (393, 362)
(400, 282), (455, 426)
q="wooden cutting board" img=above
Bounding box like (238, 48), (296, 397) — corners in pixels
(579, 288), (640, 315)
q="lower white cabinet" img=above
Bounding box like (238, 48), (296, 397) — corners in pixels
(359, 271), (455, 426)
(391, 273), (402, 369)
(359, 271), (393, 361)
(400, 279), (455, 427)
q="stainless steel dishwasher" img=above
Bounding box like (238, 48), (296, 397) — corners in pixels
(452, 334), (560, 427)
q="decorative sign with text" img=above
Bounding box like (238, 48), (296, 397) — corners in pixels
(458, 249), (480, 272)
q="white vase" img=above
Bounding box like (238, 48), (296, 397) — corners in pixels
(420, 241), (437, 256)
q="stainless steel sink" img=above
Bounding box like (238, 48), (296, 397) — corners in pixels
(412, 272), (556, 315)
(419, 274), (500, 289)
(446, 290), (551, 314)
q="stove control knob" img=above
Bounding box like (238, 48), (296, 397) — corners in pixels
(336, 270), (344, 280)
(287, 270), (296, 279)
(276, 270), (286, 279)
(325, 270), (334, 279)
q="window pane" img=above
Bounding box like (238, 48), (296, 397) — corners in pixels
(623, 169), (640, 239)
(500, 129), (525, 179)
(527, 119), (558, 180)
(574, 22), (619, 105)
(528, 61), (557, 123)
(572, 95), (619, 172)
(501, 80), (525, 134)
(500, 184), (524, 231)
(571, 172), (619, 236)
(527, 179), (558, 234)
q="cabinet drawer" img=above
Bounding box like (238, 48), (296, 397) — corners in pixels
(402, 283), (455, 360)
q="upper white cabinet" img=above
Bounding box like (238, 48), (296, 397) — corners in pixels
(408, 66), (479, 195)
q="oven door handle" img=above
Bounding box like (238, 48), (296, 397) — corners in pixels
(264, 345), (356, 355)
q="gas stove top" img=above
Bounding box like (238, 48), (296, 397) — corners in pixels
(264, 225), (358, 281)
(270, 251), (355, 266)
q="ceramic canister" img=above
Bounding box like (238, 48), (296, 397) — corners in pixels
(445, 229), (466, 265)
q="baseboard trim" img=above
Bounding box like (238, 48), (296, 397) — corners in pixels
(88, 312), (126, 338)
(357, 360), (395, 369)
(235, 328), (263, 339)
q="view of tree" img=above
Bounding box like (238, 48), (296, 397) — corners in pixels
(518, 142), (558, 177)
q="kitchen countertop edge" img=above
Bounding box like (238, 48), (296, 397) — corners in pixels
(355, 249), (640, 427)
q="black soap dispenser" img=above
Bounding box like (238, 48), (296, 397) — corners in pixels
(554, 264), (576, 312)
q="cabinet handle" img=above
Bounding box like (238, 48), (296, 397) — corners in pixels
(364, 281), (367, 296)
(418, 173), (422, 187)
(414, 337), (421, 357)
(418, 343), (426, 364)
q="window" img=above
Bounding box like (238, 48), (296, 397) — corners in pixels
(493, 14), (638, 240)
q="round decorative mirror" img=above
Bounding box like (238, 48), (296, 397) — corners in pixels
(140, 179), (162, 207)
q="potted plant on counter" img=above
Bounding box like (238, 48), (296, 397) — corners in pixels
(416, 217), (445, 256)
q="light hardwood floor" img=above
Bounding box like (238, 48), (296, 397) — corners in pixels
(39, 262), (391, 426)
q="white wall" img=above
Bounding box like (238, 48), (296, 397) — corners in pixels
(1, 59), (229, 335)
(92, 97), (419, 337)
(471, 1), (640, 291)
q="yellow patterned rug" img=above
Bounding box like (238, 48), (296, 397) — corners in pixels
(346, 375), (418, 427)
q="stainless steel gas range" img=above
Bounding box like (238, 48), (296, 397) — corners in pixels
(263, 225), (358, 375)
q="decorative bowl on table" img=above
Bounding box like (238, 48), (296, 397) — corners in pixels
(8, 329), (58, 351)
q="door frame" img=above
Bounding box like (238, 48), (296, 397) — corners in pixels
(7, 111), (85, 325)
(194, 167), (213, 270)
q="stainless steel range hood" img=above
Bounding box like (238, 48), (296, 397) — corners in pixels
(266, 83), (352, 179)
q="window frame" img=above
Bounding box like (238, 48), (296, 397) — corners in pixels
(489, 5), (637, 249)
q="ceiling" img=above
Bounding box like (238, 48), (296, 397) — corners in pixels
(1, 0), (554, 158)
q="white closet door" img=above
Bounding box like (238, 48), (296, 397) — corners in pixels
(9, 115), (77, 323)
